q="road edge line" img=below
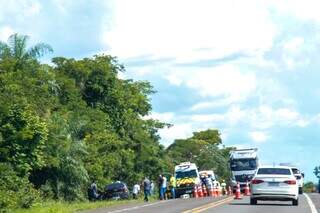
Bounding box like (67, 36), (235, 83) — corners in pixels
(304, 193), (319, 213)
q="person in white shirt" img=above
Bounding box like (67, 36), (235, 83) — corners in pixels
(132, 183), (140, 199)
(161, 176), (167, 200)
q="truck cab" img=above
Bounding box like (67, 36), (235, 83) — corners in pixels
(174, 162), (200, 198)
(230, 148), (259, 191)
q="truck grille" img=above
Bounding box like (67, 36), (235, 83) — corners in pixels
(235, 174), (253, 183)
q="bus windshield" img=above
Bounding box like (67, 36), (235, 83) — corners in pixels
(175, 170), (198, 179)
(230, 158), (257, 171)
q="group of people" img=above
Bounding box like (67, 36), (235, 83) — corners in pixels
(133, 174), (176, 201)
(200, 174), (227, 195)
(132, 177), (155, 202)
(158, 174), (176, 200)
(88, 175), (178, 202)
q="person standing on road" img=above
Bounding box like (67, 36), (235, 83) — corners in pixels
(221, 180), (227, 195)
(150, 181), (155, 195)
(169, 174), (176, 199)
(143, 177), (151, 202)
(158, 175), (163, 199)
(132, 183), (140, 199)
(161, 175), (167, 200)
(205, 175), (213, 195)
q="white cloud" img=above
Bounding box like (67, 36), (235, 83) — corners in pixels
(104, 0), (276, 61)
(191, 114), (224, 123)
(281, 37), (310, 70)
(158, 123), (194, 146)
(0, 26), (14, 41)
(165, 74), (183, 86)
(249, 131), (268, 143)
(283, 37), (304, 53)
(186, 105), (309, 131)
(0, 0), (42, 20)
(167, 64), (257, 106)
(268, 0), (320, 22)
(145, 112), (175, 123)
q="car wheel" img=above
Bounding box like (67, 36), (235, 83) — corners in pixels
(299, 187), (303, 194)
(292, 199), (299, 206)
(250, 198), (257, 205)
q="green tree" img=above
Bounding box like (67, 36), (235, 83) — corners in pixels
(166, 129), (232, 181)
(315, 166), (320, 179)
(0, 33), (168, 208)
(0, 33), (52, 72)
(0, 104), (48, 175)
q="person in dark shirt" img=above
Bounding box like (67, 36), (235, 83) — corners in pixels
(88, 180), (99, 201)
(158, 175), (163, 199)
(143, 177), (151, 202)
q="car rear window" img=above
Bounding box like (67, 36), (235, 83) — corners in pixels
(106, 183), (125, 190)
(257, 168), (291, 175)
(291, 168), (300, 175)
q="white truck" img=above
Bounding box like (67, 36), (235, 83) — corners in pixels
(174, 162), (201, 198)
(230, 148), (259, 191)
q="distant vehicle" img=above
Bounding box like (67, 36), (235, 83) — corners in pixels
(279, 164), (304, 194)
(250, 165), (299, 206)
(104, 181), (129, 200)
(291, 167), (304, 194)
(175, 162), (201, 198)
(229, 148), (259, 190)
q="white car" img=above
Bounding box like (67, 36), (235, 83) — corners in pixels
(290, 167), (304, 194)
(250, 166), (299, 206)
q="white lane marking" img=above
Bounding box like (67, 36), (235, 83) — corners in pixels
(304, 193), (319, 213)
(107, 200), (174, 213)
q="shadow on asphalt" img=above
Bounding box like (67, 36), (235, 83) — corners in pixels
(229, 203), (292, 206)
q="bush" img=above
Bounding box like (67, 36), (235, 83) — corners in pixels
(0, 163), (40, 209)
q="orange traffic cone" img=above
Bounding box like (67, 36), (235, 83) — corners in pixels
(198, 185), (203, 197)
(234, 182), (242, 199)
(212, 187), (217, 197)
(244, 181), (251, 196)
(193, 185), (198, 198)
(202, 185), (207, 197)
(210, 187), (216, 197)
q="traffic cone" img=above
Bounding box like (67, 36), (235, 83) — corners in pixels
(234, 182), (242, 199)
(244, 181), (251, 196)
(198, 185), (203, 197)
(217, 187), (221, 196)
(193, 185), (198, 198)
(210, 187), (216, 197)
(202, 185), (207, 197)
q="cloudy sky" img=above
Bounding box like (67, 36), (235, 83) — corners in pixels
(1, 0), (320, 181)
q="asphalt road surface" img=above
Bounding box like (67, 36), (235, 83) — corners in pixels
(83, 194), (317, 213)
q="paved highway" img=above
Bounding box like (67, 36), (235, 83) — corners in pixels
(83, 194), (317, 213)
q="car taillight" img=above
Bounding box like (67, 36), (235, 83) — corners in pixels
(284, 180), (296, 185)
(251, 179), (264, 184)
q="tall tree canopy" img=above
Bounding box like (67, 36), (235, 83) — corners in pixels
(0, 34), (168, 208)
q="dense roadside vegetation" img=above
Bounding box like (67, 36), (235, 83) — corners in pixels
(0, 34), (231, 212)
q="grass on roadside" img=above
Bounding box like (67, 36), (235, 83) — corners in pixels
(6, 198), (144, 213)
